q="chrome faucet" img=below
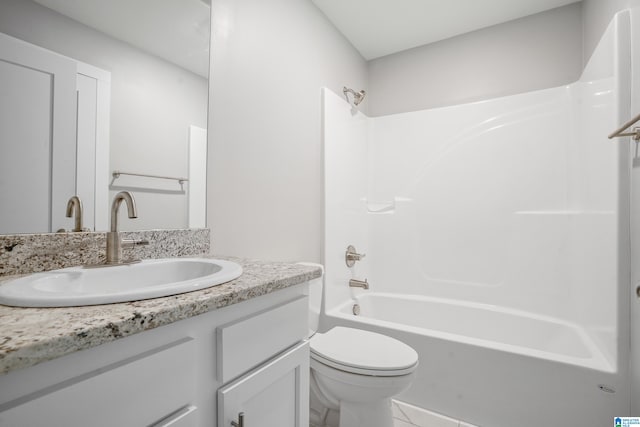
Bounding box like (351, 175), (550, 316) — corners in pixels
(105, 191), (148, 265)
(65, 196), (85, 232)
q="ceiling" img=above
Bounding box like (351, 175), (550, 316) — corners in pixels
(31, 0), (581, 71)
(311, 0), (581, 60)
(32, 0), (210, 77)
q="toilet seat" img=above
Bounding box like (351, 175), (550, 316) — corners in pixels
(310, 327), (418, 377)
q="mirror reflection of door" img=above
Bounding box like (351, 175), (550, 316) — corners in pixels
(0, 0), (210, 234)
(1, 33), (74, 233)
(0, 33), (110, 234)
(76, 63), (111, 231)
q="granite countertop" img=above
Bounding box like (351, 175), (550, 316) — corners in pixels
(0, 256), (322, 375)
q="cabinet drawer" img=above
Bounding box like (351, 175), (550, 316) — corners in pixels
(217, 296), (308, 383)
(0, 337), (196, 427)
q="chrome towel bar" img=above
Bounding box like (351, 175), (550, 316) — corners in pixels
(112, 171), (188, 184)
(608, 112), (640, 141)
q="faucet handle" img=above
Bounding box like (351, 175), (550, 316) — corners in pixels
(116, 239), (150, 265)
(345, 245), (366, 267)
(121, 239), (150, 248)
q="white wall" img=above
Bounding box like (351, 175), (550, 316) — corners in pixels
(367, 3), (583, 116)
(629, 5), (640, 416)
(582, 0), (640, 65)
(0, 0), (208, 231)
(207, 0), (368, 262)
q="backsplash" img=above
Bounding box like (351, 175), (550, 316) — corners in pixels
(0, 229), (210, 276)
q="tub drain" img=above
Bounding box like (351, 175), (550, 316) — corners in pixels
(352, 304), (360, 315)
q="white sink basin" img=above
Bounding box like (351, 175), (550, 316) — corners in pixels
(0, 258), (243, 307)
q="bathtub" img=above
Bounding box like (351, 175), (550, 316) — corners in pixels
(323, 292), (627, 427)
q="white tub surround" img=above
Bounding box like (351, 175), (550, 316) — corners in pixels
(322, 9), (635, 427)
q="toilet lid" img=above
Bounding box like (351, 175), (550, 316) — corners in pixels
(310, 327), (418, 376)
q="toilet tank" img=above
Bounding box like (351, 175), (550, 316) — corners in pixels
(297, 262), (324, 336)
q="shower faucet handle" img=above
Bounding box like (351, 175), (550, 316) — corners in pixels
(345, 245), (366, 267)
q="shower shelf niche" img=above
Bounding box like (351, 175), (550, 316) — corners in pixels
(363, 197), (413, 214)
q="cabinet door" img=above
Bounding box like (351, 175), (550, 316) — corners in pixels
(218, 341), (309, 427)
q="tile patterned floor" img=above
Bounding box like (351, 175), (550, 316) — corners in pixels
(310, 400), (478, 427)
(392, 401), (478, 427)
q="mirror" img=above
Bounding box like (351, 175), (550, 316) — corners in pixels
(0, 0), (210, 234)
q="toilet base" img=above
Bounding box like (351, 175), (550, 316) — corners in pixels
(338, 398), (393, 427)
(310, 397), (394, 427)
(310, 376), (395, 427)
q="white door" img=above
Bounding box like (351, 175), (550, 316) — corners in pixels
(218, 341), (310, 427)
(0, 32), (77, 233)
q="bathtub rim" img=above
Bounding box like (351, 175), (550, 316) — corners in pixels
(326, 292), (616, 374)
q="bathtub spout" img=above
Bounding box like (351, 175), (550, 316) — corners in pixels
(349, 278), (369, 290)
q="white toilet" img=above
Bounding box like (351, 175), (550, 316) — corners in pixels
(306, 267), (419, 427)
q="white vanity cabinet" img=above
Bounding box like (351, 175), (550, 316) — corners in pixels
(0, 284), (309, 427)
(217, 296), (309, 427)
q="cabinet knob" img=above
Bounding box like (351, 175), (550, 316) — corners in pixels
(231, 412), (244, 427)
